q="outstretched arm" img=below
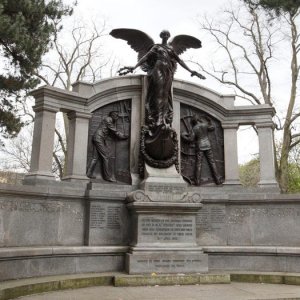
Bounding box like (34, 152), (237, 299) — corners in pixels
(118, 48), (152, 76)
(174, 53), (206, 80)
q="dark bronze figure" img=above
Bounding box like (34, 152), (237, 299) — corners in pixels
(110, 29), (205, 128)
(86, 111), (128, 182)
(110, 28), (205, 172)
(181, 116), (222, 185)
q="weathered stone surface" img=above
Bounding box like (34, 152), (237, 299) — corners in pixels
(196, 201), (300, 247)
(204, 246), (300, 273)
(85, 200), (129, 246)
(196, 204), (227, 246)
(136, 214), (195, 245)
(0, 196), (84, 247)
(140, 164), (187, 202)
(114, 273), (229, 286)
(230, 273), (284, 284)
(126, 251), (208, 274)
(125, 198), (207, 274)
(0, 255), (124, 281)
(0, 273), (114, 300)
(126, 201), (202, 247)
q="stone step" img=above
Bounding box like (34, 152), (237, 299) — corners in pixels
(114, 273), (230, 286)
(2, 272), (300, 300)
(0, 273), (114, 300)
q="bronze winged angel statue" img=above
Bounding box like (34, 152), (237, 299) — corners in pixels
(110, 28), (205, 129)
(110, 28), (205, 172)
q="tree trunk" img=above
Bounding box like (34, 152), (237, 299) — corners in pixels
(277, 12), (299, 193)
(278, 127), (291, 192)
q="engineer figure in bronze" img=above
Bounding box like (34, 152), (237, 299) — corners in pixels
(181, 116), (222, 185)
(86, 111), (128, 182)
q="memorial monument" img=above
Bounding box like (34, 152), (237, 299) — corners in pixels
(2, 27), (300, 286)
(110, 28), (209, 273)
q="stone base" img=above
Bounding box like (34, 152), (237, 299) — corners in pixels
(23, 171), (56, 185)
(126, 249), (208, 274)
(258, 179), (279, 190)
(62, 175), (90, 182)
(139, 164), (187, 202)
(125, 198), (205, 274)
(114, 273), (229, 286)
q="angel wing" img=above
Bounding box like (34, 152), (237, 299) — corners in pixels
(169, 35), (202, 56)
(110, 28), (154, 72)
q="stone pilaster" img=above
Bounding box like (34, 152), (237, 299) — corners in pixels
(222, 124), (240, 185)
(24, 106), (58, 183)
(257, 123), (278, 187)
(63, 111), (92, 182)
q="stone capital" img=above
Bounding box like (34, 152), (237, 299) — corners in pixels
(256, 122), (275, 129)
(33, 104), (59, 113)
(67, 111), (92, 120)
(222, 123), (239, 130)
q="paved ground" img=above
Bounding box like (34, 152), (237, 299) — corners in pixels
(17, 283), (300, 300)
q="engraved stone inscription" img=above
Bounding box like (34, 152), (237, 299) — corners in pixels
(147, 184), (186, 194)
(228, 208), (250, 224)
(140, 216), (194, 242)
(129, 253), (208, 273)
(90, 203), (121, 229)
(228, 206), (299, 224)
(196, 205), (226, 232)
(146, 184), (187, 202)
(0, 199), (83, 222)
(252, 207), (296, 217)
(90, 204), (106, 229)
(136, 258), (202, 268)
(107, 206), (121, 229)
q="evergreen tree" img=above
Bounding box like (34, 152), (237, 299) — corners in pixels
(244, 0), (300, 15)
(0, 0), (72, 142)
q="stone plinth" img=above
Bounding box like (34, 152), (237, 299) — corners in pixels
(139, 164), (188, 202)
(125, 196), (208, 274)
(126, 250), (208, 274)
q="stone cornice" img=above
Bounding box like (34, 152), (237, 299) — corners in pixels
(88, 85), (142, 105)
(30, 85), (88, 111)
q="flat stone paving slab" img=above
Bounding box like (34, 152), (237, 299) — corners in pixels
(16, 283), (300, 300)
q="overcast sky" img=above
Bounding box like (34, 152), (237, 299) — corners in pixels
(62, 0), (259, 163)
(74, 0), (224, 36)
(67, 0), (229, 74)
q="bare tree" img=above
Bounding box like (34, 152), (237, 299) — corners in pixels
(31, 18), (118, 178)
(0, 124), (65, 179)
(1, 126), (32, 172)
(195, 1), (300, 192)
(35, 19), (111, 91)
(0, 17), (120, 180)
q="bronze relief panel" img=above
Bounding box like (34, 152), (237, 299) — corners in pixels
(86, 99), (131, 184)
(180, 104), (224, 186)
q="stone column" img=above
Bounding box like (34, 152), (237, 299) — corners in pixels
(63, 111), (92, 182)
(257, 123), (278, 187)
(222, 124), (240, 185)
(24, 106), (58, 183)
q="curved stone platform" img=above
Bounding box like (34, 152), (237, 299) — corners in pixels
(2, 272), (300, 300)
(3, 246), (300, 281)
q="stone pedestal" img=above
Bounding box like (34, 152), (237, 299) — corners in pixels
(125, 187), (208, 274)
(140, 164), (188, 202)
